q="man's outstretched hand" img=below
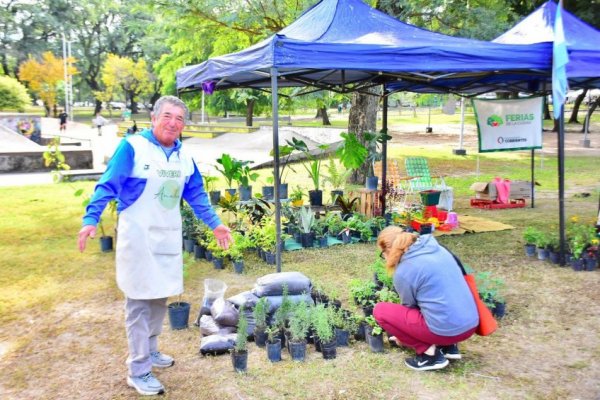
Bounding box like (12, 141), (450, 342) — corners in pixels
(213, 224), (232, 250)
(78, 225), (97, 252)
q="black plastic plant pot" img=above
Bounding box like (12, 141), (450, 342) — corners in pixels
(308, 190), (323, 206)
(524, 244), (536, 257)
(321, 339), (337, 360)
(492, 301), (506, 318)
(209, 190), (221, 205)
(341, 231), (352, 244)
(225, 188), (237, 196)
(205, 250), (213, 262)
(265, 251), (276, 265)
(233, 260), (244, 274)
(231, 350), (248, 373)
(279, 183), (289, 200)
(366, 176), (379, 191)
(335, 328), (350, 347)
(239, 185), (252, 201)
(261, 186), (274, 201)
(212, 257), (224, 270)
(366, 331), (384, 353)
(289, 341), (307, 362)
(168, 301), (190, 330)
(362, 305), (374, 317)
(194, 244), (205, 260)
(419, 190), (441, 206)
(318, 236), (329, 248)
(183, 238), (195, 253)
(100, 236), (113, 252)
(548, 251), (560, 264)
(354, 322), (366, 341)
(266, 339), (282, 362)
(301, 232), (314, 248)
(254, 329), (268, 347)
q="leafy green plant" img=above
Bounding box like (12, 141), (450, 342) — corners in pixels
(376, 287), (401, 303)
(313, 217), (328, 239)
(215, 153), (244, 189)
(235, 305), (248, 352)
(265, 326), (280, 343)
(74, 188), (117, 238)
(43, 137), (70, 182)
(535, 231), (549, 248)
(363, 131), (391, 177)
(345, 214), (371, 241)
(523, 226), (541, 245)
(253, 297), (269, 331)
(289, 186), (305, 202)
(336, 132), (368, 170)
(298, 206), (315, 234)
(335, 195), (360, 215)
(287, 137), (330, 191)
(476, 271), (506, 308)
(365, 315), (383, 335)
(225, 231), (250, 261)
(288, 300), (311, 342)
(269, 144), (296, 183)
(237, 164), (259, 188)
(324, 213), (345, 236)
(370, 258), (394, 290)
(273, 284), (292, 330)
(311, 303), (334, 343)
(202, 173), (219, 193)
(323, 157), (353, 190)
(349, 279), (377, 308)
(206, 230), (226, 259)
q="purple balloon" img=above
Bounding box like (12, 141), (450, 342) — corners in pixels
(201, 81), (216, 94)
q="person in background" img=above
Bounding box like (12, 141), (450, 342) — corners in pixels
(58, 109), (68, 132)
(77, 95), (232, 396)
(374, 226), (478, 371)
(92, 112), (108, 136)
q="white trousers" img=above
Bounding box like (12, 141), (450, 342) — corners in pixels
(124, 297), (167, 377)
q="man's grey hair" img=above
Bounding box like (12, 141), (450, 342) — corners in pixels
(152, 96), (189, 120)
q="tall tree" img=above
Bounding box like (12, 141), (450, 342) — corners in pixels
(19, 51), (77, 116)
(98, 54), (153, 113)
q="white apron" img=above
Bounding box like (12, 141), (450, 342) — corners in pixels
(116, 135), (192, 299)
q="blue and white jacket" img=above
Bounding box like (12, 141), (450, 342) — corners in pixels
(82, 129), (221, 230)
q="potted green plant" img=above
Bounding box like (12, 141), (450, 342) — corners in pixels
(287, 137), (330, 206)
(349, 278), (377, 316)
(335, 195), (360, 220)
(363, 131), (391, 190)
(313, 217), (329, 248)
(311, 304), (336, 359)
(253, 297), (269, 347)
(535, 231), (550, 261)
(364, 315), (384, 352)
(265, 326), (282, 362)
(323, 157), (353, 201)
(231, 305), (249, 373)
(206, 230), (227, 269)
(523, 226), (541, 257)
(324, 212), (345, 240)
(74, 189), (117, 252)
(202, 173), (221, 205)
(168, 253), (192, 330)
(289, 186), (305, 207)
(476, 271), (506, 318)
(215, 153), (244, 196)
(329, 306), (351, 347)
(225, 231), (248, 274)
(288, 301), (311, 361)
(261, 175), (275, 201)
(236, 162), (259, 201)
(269, 144), (296, 199)
(297, 206), (315, 248)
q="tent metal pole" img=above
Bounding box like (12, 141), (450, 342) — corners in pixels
(530, 149), (535, 208)
(558, 105), (566, 266)
(271, 68), (282, 273)
(381, 91), (388, 217)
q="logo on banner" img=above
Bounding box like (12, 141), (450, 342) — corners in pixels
(487, 115), (503, 127)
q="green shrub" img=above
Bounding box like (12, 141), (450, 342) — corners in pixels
(0, 75), (31, 111)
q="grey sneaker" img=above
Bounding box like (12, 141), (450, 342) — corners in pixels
(127, 372), (165, 396)
(151, 351), (174, 368)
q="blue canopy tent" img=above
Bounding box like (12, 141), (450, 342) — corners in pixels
(176, 0), (591, 271)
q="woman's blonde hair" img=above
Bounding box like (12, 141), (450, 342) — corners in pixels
(377, 226), (418, 275)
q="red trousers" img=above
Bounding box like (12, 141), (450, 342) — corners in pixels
(373, 302), (476, 354)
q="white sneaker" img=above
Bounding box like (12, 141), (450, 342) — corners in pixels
(127, 372), (165, 396)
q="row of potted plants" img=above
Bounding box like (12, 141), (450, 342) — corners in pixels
(523, 222), (599, 271)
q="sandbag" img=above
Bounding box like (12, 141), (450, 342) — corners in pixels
(228, 291), (260, 310)
(252, 271), (312, 297)
(263, 293), (314, 314)
(210, 298), (239, 327)
(199, 315), (220, 337)
(199, 334), (236, 355)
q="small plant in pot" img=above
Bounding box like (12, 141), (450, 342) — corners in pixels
(288, 300), (311, 361)
(535, 232), (550, 261)
(202, 173), (221, 205)
(290, 186), (305, 207)
(252, 297), (269, 347)
(297, 205), (315, 248)
(206, 230), (227, 269)
(269, 144), (296, 199)
(311, 303), (336, 359)
(363, 131), (391, 190)
(313, 218), (329, 248)
(323, 156), (352, 202)
(236, 162), (259, 201)
(523, 226), (541, 257)
(168, 253), (192, 330)
(349, 278), (377, 316)
(225, 232), (249, 274)
(476, 271), (507, 318)
(330, 306), (352, 347)
(265, 326), (282, 362)
(335, 195), (360, 220)
(287, 137), (330, 206)
(216, 153), (244, 196)
(75, 189), (117, 252)
(365, 315), (385, 352)
(231, 305), (249, 373)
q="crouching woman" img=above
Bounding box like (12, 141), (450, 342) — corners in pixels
(374, 226), (478, 371)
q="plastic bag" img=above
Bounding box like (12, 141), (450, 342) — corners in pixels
(210, 298), (239, 327)
(199, 315), (220, 337)
(196, 279), (228, 326)
(252, 271), (312, 297)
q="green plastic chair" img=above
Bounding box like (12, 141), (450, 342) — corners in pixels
(404, 157), (453, 210)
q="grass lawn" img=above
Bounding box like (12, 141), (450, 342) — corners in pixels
(0, 142), (599, 399)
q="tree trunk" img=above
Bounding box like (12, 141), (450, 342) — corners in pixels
(581, 97), (599, 133)
(568, 89), (587, 123)
(543, 98), (551, 120)
(320, 107), (331, 125)
(246, 99), (255, 127)
(94, 99), (103, 115)
(348, 88), (380, 184)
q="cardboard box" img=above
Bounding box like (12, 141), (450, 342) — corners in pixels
(470, 180), (532, 200)
(470, 182), (497, 200)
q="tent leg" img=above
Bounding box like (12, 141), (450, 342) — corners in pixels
(558, 105), (566, 266)
(381, 91), (388, 217)
(271, 68), (282, 273)
(531, 149), (535, 208)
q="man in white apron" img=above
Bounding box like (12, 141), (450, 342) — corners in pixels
(78, 96), (232, 396)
